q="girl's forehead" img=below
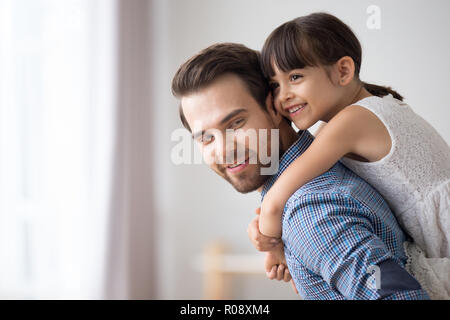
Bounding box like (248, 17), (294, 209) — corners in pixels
(270, 63), (315, 78)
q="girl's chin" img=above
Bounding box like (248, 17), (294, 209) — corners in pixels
(291, 120), (310, 131)
(292, 117), (318, 131)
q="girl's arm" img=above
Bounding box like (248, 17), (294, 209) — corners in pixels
(259, 106), (373, 237)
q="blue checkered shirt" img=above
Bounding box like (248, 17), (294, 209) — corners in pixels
(261, 130), (429, 300)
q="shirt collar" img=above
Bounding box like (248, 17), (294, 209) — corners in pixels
(261, 130), (314, 200)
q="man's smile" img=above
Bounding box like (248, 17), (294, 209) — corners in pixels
(226, 157), (250, 173)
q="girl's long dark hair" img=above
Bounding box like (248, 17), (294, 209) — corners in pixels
(261, 12), (403, 101)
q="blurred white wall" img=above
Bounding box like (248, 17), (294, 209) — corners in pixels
(151, 0), (450, 299)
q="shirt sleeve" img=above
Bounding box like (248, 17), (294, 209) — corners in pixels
(283, 192), (430, 300)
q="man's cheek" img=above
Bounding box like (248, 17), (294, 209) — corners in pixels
(200, 146), (216, 167)
(234, 130), (257, 162)
(258, 128), (279, 175)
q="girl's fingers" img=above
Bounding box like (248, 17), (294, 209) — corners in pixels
(266, 265), (277, 280)
(276, 264), (285, 280)
(255, 207), (261, 215)
(283, 268), (291, 282)
(267, 265), (292, 282)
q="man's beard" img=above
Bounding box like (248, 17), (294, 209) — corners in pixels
(222, 163), (271, 193)
(214, 149), (273, 193)
(210, 130), (282, 193)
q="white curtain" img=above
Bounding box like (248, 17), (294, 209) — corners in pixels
(0, 0), (118, 299)
(0, 0), (155, 300)
(103, 0), (156, 299)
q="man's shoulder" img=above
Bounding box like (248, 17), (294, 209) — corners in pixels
(284, 161), (384, 214)
(286, 161), (349, 197)
(281, 156), (401, 231)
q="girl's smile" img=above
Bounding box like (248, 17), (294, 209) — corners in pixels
(285, 103), (308, 115)
(269, 65), (341, 129)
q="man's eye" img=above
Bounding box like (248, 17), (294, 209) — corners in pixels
(200, 134), (214, 144)
(229, 119), (245, 128)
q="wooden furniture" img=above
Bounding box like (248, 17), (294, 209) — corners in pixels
(192, 242), (266, 299)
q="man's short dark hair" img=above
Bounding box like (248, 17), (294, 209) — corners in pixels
(171, 43), (270, 132)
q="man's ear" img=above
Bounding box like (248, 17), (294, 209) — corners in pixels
(265, 92), (283, 126)
(335, 56), (356, 86)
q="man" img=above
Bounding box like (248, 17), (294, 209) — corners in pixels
(171, 43), (429, 299)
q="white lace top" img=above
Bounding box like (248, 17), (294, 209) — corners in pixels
(340, 94), (450, 298)
(341, 94), (450, 257)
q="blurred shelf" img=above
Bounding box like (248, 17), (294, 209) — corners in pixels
(191, 242), (266, 299)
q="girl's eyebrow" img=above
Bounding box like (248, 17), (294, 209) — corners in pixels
(293, 67), (309, 72)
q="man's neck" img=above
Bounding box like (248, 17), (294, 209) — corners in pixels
(257, 121), (299, 193)
(279, 121), (301, 155)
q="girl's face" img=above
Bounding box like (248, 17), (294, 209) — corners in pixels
(269, 64), (344, 129)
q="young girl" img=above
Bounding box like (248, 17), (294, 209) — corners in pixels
(257, 12), (450, 299)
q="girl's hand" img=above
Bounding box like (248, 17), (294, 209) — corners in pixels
(264, 245), (290, 282)
(252, 208), (299, 295)
(265, 248), (299, 295)
(247, 208), (281, 252)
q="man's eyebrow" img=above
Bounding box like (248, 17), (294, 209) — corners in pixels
(191, 108), (248, 140)
(219, 108), (247, 126)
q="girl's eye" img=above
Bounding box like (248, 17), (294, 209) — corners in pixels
(290, 74), (303, 81)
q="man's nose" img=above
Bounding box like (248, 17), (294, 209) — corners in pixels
(215, 133), (236, 164)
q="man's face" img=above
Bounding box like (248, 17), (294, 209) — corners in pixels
(181, 74), (279, 193)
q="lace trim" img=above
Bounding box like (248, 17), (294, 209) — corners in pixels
(404, 241), (450, 300)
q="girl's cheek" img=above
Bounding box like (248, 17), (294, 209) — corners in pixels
(274, 98), (284, 114)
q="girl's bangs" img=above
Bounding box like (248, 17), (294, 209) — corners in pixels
(261, 22), (318, 79)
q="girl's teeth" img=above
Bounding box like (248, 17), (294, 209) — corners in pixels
(289, 104), (306, 113)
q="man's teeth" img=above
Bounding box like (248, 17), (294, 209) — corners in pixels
(229, 159), (246, 168)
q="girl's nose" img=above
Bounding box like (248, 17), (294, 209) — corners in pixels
(279, 85), (294, 104)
